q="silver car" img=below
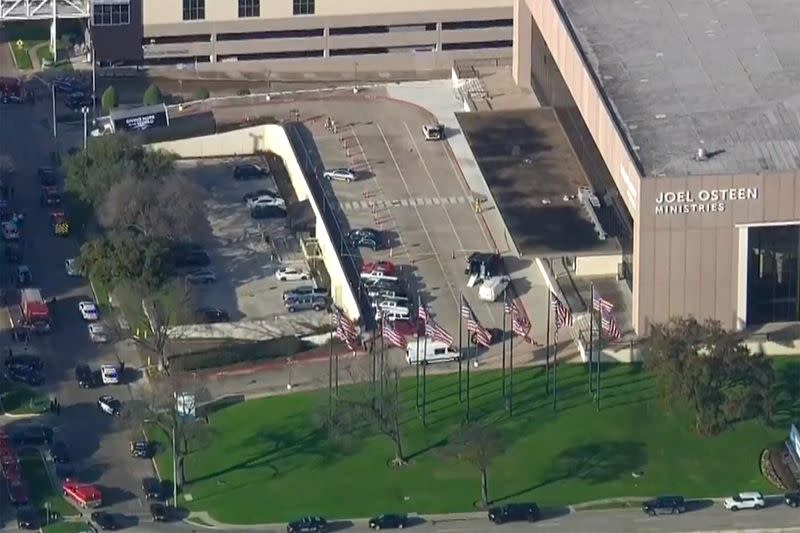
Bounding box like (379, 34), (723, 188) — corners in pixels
(323, 168), (356, 182)
(185, 269), (217, 284)
(284, 295), (328, 313)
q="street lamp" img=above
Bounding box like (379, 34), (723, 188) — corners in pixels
(81, 106), (90, 150)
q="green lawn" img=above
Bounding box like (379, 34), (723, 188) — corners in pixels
(146, 359), (800, 524)
(0, 381), (49, 415)
(10, 43), (33, 70)
(19, 451), (79, 519)
(43, 522), (94, 533)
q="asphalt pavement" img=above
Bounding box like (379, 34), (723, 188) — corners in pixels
(0, 94), (156, 528)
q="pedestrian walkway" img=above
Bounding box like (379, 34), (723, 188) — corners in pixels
(385, 80), (564, 354)
(339, 195), (471, 212)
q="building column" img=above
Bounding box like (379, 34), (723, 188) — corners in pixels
(736, 226), (749, 330)
(512, 0), (532, 89)
(436, 21), (442, 52)
(210, 33), (216, 63)
(323, 26), (330, 58)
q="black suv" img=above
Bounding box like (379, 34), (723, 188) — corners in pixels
(642, 495), (686, 516)
(487, 502), (540, 524)
(16, 506), (39, 530)
(37, 167), (58, 186)
(151, 502), (171, 521)
(195, 307), (230, 324)
(287, 515), (327, 532)
(368, 513), (407, 529)
(75, 364), (95, 388)
(785, 492), (800, 507)
(233, 163), (269, 180)
(49, 441), (70, 464)
(142, 477), (162, 500)
(130, 440), (153, 459)
(5, 354), (43, 371)
(12, 424), (54, 446)
(90, 511), (119, 530)
(8, 366), (44, 386)
(171, 244), (210, 268)
(348, 228), (384, 251)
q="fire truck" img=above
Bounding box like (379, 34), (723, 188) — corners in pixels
(40, 186), (62, 207)
(20, 288), (51, 333)
(51, 210), (70, 236)
(62, 479), (102, 508)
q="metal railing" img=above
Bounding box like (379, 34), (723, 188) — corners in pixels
(0, 0), (89, 20)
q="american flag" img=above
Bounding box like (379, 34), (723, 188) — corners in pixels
(601, 314), (622, 340)
(504, 297), (534, 343)
(418, 303), (428, 324)
(461, 296), (491, 347)
(592, 294), (614, 314)
(552, 297), (573, 329)
(332, 308), (359, 351)
(426, 319), (454, 346)
(382, 318), (407, 349)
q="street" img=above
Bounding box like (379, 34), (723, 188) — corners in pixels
(0, 88), (156, 528)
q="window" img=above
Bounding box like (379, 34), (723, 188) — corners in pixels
(93, 0), (130, 26)
(238, 0), (259, 18)
(293, 0), (314, 15)
(183, 0), (205, 21)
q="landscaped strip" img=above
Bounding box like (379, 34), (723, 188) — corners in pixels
(1, 382), (49, 415)
(19, 450), (79, 520)
(146, 360), (792, 525)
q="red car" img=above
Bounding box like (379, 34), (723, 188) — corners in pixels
(362, 261), (396, 276)
(63, 479), (102, 508)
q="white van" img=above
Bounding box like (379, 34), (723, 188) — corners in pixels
(406, 339), (460, 365)
(376, 300), (409, 312)
(478, 275), (511, 302)
(360, 270), (399, 283)
(376, 308), (410, 322)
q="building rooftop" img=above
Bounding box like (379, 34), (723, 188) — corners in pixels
(561, 0), (800, 176)
(457, 108), (621, 257)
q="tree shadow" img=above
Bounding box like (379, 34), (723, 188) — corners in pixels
(493, 440), (647, 503)
(774, 361), (800, 425)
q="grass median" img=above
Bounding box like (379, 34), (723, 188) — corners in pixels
(145, 359), (797, 524)
(19, 450), (79, 520)
(0, 381), (49, 415)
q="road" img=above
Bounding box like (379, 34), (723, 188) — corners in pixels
(0, 87), (156, 529)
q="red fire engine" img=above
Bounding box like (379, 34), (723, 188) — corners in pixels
(62, 479), (103, 508)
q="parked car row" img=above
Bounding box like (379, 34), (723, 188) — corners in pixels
(282, 283), (329, 313)
(4, 353), (44, 386)
(360, 261), (414, 322)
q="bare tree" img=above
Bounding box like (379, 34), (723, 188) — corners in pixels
(138, 280), (195, 368)
(100, 174), (207, 241)
(443, 422), (506, 508)
(129, 372), (213, 496)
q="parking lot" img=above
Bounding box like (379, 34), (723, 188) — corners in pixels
(177, 158), (326, 323)
(284, 96), (504, 351)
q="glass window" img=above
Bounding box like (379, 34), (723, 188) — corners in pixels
(92, 0), (130, 26)
(183, 0), (205, 21)
(746, 225), (800, 324)
(293, 0), (314, 15)
(238, 0), (260, 17)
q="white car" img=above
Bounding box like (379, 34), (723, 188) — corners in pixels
(65, 258), (80, 276)
(275, 266), (310, 281)
(78, 301), (99, 321)
(100, 364), (120, 385)
(2, 222), (19, 240)
(88, 323), (111, 343)
(246, 195), (284, 208)
(323, 168), (356, 182)
(723, 492), (765, 511)
(97, 395), (121, 416)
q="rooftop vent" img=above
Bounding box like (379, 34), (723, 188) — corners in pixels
(695, 147), (708, 161)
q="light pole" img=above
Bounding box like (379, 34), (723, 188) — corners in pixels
(81, 106), (89, 150)
(51, 83), (57, 138)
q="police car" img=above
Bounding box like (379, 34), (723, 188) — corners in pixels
(97, 395), (121, 416)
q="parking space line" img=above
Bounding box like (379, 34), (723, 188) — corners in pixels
(376, 122), (459, 308)
(403, 121), (497, 323)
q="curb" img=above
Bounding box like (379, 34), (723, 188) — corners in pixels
(1, 411), (42, 419)
(207, 347), (360, 379)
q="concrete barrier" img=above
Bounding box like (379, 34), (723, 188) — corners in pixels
(148, 125), (361, 323)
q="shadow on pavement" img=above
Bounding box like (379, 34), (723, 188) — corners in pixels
(685, 498), (715, 512)
(327, 520), (354, 532)
(540, 506), (571, 521)
(97, 485), (137, 506)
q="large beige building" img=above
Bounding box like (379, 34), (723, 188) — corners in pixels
(512, 0), (800, 335)
(92, 0), (513, 70)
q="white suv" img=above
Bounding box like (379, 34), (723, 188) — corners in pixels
(723, 492), (765, 511)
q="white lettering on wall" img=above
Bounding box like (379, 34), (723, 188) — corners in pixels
(654, 187), (758, 215)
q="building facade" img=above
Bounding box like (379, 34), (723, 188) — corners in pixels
(91, 0), (513, 70)
(512, 0), (800, 335)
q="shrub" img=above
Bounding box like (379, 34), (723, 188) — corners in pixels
(167, 337), (307, 371)
(143, 83), (164, 106)
(236, 88), (251, 96)
(191, 86), (210, 101)
(101, 86), (118, 114)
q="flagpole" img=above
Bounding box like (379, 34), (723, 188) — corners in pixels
(416, 297), (421, 410)
(509, 323), (514, 417)
(465, 328), (471, 422)
(371, 328), (377, 407)
(458, 293), (463, 403)
(553, 332), (558, 413)
(589, 283), (594, 394)
(501, 292), (507, 402)
(328, 326), (333, 423)
(545, 290), (551, 396)
(380, 317), (385, 415)
(422, 334), (428, 426)
(596, 314), (601, 411)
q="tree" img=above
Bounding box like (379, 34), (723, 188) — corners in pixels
(99, 174), (206, 241)
(101, 85), (118, 114)
(643, 317), (776, 435)
(127, 372), (213, 494)
(442, 422), (505, 508)
(143, 83), (164, 106)
(78, 232), (170, 289)
(191, 87), (210, 101)
(139, 281), (195, 368)
(65, 134), (176, 207)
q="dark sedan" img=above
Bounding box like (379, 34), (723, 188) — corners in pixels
(11, 424), (53, 446)
(5, 354), (43, 371)
(49, 441), (70, 464)
(487, 502), (540, 524)
(150, 502), (172, 521)
(7, 366), (44, 386)
(194, 307), (230, 324)
(785, 492), (800, 507)
(348, 228), (384, 251)
(90, 511), (119, 530)
(368, 513), (407, 529)
(287, 515), (327, 532)
(142, 477), (162, 500)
